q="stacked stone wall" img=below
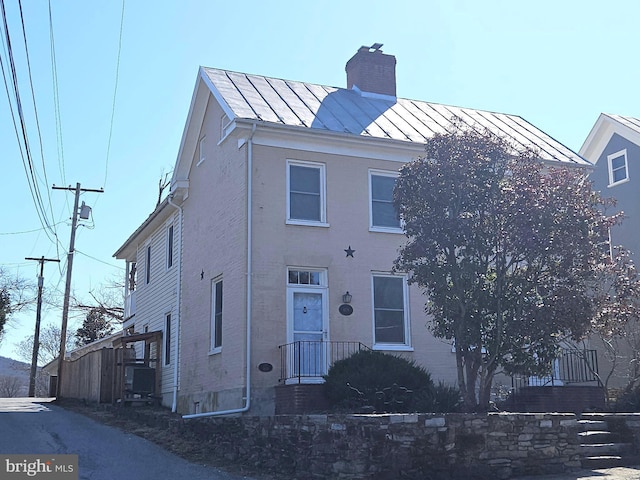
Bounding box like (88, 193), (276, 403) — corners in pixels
(111, 407), (588, 479)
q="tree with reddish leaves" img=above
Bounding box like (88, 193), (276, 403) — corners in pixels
(393, 126), (639, 411)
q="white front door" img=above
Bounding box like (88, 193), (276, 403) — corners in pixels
(287, 269), (328, 381)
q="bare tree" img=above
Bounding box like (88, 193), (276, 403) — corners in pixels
(0, 376), (24, 398)
(15, 324), (73, 366)
(157, 171), (171, 207)
(0, 267), (36, 340)
(72, 274), (124, 325)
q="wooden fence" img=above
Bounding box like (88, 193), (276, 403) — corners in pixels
(60, 348), (115, 403)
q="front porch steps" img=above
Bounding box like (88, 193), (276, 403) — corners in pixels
(579, 417), (639, 469)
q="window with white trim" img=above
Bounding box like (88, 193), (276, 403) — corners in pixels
(372, 274), (410, 348)
(210, 278), (223, 353)
(369, 170), (401, 231)
(197, 136), (206, 166)
(607, 149), (629, 186)
(166, 224), (174, 269)
(164, 313), (171, 366)
(287, 160), (327, 225)
(220, 114), (230, 141)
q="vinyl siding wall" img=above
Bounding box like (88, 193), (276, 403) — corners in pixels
(591, 133), (640, 265)
(133, 213), (180, 405)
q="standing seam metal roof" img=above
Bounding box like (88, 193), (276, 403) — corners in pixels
(604, 113), (640, 135)
(202, 67), (588, 166)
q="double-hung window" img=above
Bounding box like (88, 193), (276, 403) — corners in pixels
(287, 160), (327, 225)
(607, 149), (629, 186)
(372, 273), (411, 350)
(369, 170), (401, 231)
(210, 278), (223, 353)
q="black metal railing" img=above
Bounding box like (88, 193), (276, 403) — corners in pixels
(511, 348), (600, 391)
(278, 341), (370, 383)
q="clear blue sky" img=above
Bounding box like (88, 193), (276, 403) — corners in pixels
(2, 0), (639, 361)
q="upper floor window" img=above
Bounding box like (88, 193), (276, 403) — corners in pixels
(210, 277), (223, 353)
(607, 149), (629, 186)
(372, 273), (411, 350)
(166, 224), (174, 269)
(287, 160), (327, 226)
(369, 170), (401, 231)
(145, 245), (151, 284)
(197, 136), (206, 166)
(220, 114), (231, 141)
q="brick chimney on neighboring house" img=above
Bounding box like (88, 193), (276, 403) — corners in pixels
(345, 43), (397, 97)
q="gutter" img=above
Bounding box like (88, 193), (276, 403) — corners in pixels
(183, 122), (257, 419)
(167, 194), (183, 413)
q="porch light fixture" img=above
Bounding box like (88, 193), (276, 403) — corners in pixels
(342, 291), (352, 304)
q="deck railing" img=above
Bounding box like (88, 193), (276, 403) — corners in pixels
(511, 348), (600, 391)
(278, 341), (370, 383)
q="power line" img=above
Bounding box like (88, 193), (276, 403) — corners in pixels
(0, 0), (56, 244)
(75, 249), (124, 270)
(103, 0), (126, 189)
(0, 221), (67, 235)
(48, 0), (65, 186)
(17, 0), (55, 225)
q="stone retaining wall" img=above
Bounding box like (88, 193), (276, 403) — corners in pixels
(111, 407), (587, 479)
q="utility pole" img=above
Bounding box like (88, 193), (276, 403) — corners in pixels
(52, 183), (103, 398)
(25, 256), (60, 397)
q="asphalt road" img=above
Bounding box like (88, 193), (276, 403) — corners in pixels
(0, 397), (255, 480)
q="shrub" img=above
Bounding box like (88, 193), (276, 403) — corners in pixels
(323, 350), (460, 413)
(614, 386), (640, 412)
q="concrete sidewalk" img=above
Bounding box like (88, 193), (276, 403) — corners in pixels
(516, 466), (640, 479)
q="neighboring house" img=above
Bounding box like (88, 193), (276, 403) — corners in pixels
(114, 200), (180, 408)
(580, 113), (640, 264)
(579, 114), (640, 390)
(114, 45), (590, 416)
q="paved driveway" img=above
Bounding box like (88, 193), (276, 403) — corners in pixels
(0, 398), (255, 480)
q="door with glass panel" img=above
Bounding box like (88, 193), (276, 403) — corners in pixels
(287, 269), (328, 381)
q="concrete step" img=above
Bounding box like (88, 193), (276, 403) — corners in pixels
(578, 419), (608, 431)
(581, 455), (626, 469)
(580, 442), (635, 457)
(578, 430), (612, 444)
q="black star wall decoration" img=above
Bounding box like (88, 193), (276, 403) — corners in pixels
(344, 245), (355, 258)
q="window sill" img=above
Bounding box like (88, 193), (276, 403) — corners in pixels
(208, 347), (222, 356)
(372, 344), (414, 352)
(369, 226), (404, 234)
(286, 220), (330, 228)
(608, 178), (629, 188)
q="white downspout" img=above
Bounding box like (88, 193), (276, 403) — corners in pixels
(183, 122), (256, 419)
(168, 194), (183, 413)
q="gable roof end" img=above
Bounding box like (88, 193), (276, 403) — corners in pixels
(580, 113), (640, 163)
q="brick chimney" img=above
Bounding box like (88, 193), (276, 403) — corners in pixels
(345, 43), (396, 97)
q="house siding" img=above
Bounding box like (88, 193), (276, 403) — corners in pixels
(133, 213), (179, 405)
(591, 133), (640, 265)
(178, 98), (249, 414)
(175, 97), (459, 416)
(250, 144), (458, 403)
